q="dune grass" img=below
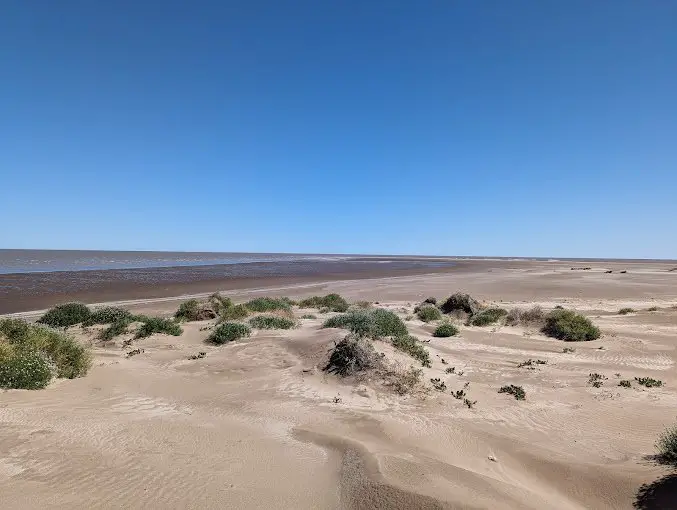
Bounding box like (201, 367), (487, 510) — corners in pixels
(37, 303), (92, 328)
(208, 322), (251, 345)
(299, 294), (349, 312)
(542, 309), (600, 341)
(0, 318), (92, 389)
(498, 384), (526, 400)
(322, 308), (407, 338)
(248, 315), (296, 330)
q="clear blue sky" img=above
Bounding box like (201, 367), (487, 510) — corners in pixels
(2, 1), (675, 258)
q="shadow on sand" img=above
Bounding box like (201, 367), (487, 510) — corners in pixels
(634, 473), (677, 509)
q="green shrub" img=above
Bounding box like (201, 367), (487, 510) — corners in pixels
(135, 318), (182, 339)
(245, 297), (292, 312)
(98, 319), (131, 341)
(498, 384), (526, 400)
(619, 380), (632, 388)
(0, 351), (53, 390)
(37, 303), (91, 328)
(0, 319), (91, 386)
(433, 323), (459, 337)
(84, 306), (133, 325)
(323, 334), (380, 376)
(542, 309), (600, 341)
(299, 294), (349, 312)
(174, 299), (218, 321)
(392, 335), (431, 367)
(468, 308), (507, 326)
(416, 305), (442, 323)
(618, 307), (635, 315)
(322, 308), (407, 338)
(423, 297), (437, 305)
(248, 315), (296, 330)
(656, 424), (677, 465)
(208, 322), (251, 345)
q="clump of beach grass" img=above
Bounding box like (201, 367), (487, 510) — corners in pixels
(208, 322), (251, 345)
(248, 315), (296, 330)
(391, 335), (431, 367)
(322, 308), (407, 338)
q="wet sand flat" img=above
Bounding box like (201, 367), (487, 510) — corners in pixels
(2, 259), (677, 509)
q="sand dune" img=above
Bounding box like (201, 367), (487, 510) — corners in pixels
(2, 260), (677, 509)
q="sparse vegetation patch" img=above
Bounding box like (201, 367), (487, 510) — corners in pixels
(498, 385), (526, 400)
(635, 377), (663, 388)
(618, 307), (635, 315)
(656, 424), (677, 465)
(588, 373), (607, 388)
(439, 293), (482, 316)
(619, 380), (632, 388)
(85, 306), (133, 325)
(324, 334), (380, 376)
(517, 359), (547, 369)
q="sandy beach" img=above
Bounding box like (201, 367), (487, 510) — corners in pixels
(2, 259), (677, 509)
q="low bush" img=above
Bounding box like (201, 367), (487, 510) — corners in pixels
(618, 307), (635, 315)
(208, 322), (251, 345)
(647, 306), (659, 312)
(517, 359), (547, 369)
(392, 335), (431, 367)
(208, 293), (233, 312)
(423, 297), (437, 305)
(468, 308), (508, 326)
(416, 305), (442, 323)
(299, 294), (349, 312)
(463, 398), (477, 409)
(635, 377), (663, 388)
(619, 380), (632, 388)
(498, 384), (526, 400)
(439, 293), (482, 316)
(0, 318), (91, 388)
(0, 351), (53, 390)
(135, 318), (182, 339)
(85, 306), (133, 325)
(433, 323), (459, 337)
(542, 309), (601, 341)
(324, 334), (380, 376)
(322, 308), (407, 338)
(656, 424), (677, 465)
(245, 297), (293, 312)
(37, 303), (91, 328)
(248, 315), (296, 330)
(174, 299), (218, 321)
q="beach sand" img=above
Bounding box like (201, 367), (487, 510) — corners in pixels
(2, 259), (677, 509)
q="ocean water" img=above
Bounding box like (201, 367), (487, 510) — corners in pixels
(0, 249), (351, 274)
